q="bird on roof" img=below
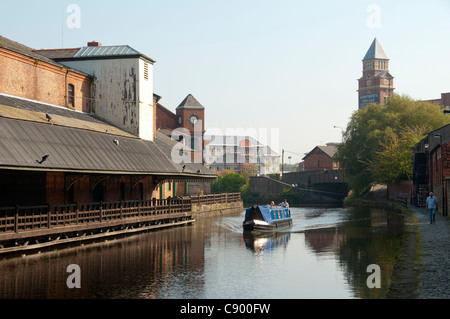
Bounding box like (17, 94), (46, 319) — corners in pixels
(113, 139), (119, 145)
(36, 154), (49, 164)
(197, 169), (201, 174)
(45, 112), (52, 122)
(182, 165), (186, 171)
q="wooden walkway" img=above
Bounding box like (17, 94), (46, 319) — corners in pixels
(0, 193), (242, 255)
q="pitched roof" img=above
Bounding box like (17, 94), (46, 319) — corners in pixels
(177, 94), (204, 109)
(0, 94), (215, 178)
(363, 38), (389, 61)
(36, 44), (156, 64)
(303, 145), (337, 160)
(0, 35), (56, 64)
(0, 35), (89, 76)
(154, 131), (217, 177)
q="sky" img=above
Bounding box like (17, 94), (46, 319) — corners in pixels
(1, 0), (450, 164)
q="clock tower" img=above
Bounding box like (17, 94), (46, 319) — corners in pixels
(358, 38), (394, 109)
(176, 94), (205, 163)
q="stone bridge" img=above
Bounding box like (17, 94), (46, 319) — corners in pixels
(249, 170), (348, 207)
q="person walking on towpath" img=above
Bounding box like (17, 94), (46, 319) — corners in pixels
(425, 192), (438, 224)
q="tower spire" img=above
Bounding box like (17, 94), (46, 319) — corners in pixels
(358, 38), (394, 109)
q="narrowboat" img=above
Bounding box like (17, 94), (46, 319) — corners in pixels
(243, 205), (293, 232)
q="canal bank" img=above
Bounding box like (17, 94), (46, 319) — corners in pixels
(387, 204), (450, 299)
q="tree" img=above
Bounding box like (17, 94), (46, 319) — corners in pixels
(241, 163), (259, 181)
(211, 172), (247, 193)
(335, 94), (450, 197)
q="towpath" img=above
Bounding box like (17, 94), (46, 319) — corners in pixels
(387, 204), (450, 299)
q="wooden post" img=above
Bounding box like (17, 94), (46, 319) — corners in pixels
(48, 204), (51, 229)
(14, 205), (19, 233)
(99, 201), (103, 223)
(76, 203), (79, 225)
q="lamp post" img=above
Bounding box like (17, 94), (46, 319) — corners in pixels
(334, 126), (344, 142)
(434, 133), (447, 216)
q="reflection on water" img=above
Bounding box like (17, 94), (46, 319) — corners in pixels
(0, 206), (403, 299)
(243, 232), (291, 253)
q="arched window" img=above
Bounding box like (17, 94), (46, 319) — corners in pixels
(68, 84), (75, 107)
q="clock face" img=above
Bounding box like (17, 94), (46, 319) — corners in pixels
(189, 115), (199, 125)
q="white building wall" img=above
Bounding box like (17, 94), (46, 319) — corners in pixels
(58, 57), (154, 141)
(137, 58), (154, 141)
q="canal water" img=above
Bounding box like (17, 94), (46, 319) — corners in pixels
(0, 206), (403, 299)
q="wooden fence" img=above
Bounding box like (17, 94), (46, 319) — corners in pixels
(0, 193), (241, 236)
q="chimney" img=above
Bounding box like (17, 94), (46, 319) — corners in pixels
(87, 41), (102, 47)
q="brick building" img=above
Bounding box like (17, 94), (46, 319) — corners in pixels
(0, 36), (216, 207)
(358, 38), (394, 109)
(423, 92), (450, 111)
(412, 124), (450, 215)
(0, 35), (91, 112)
(301, 144), (339, 172)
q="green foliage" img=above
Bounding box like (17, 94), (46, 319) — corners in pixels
(336, 94), (450, 197)
(280, 188), (304, 205)
(211, 172), (247, 193)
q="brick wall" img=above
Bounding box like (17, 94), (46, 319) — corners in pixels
(155, 103), (177, 130)
(0, 48), (91, 112)
(303, 152), (335, 171)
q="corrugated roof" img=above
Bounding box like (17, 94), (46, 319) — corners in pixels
(74, 45), (140, 58)
(363, 38), (388, 61)
(0, 95), (216, 178)
(0, 116), (177, 174)
(36, 44), (156, 64)
(154, 131), (217, 177)
(0, 93), (134, 137)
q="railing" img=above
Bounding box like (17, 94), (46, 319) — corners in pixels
(0, 193), (241, 234)
(189, 193), (242, 205)
(395, 193), (408, 208)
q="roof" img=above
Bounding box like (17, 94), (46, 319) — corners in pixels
(33, 48), (81, 59)
(0, 35), (57, 64)
(36, 44), (156, 64)
(0, 94), (216, 178)
(303, 145), (337, 160)
(154, 131), (217, 177)
(0, 35), (89, 76)
(0, 93), (134, 138)
(205, 135), (279, 156)
(363, 38), (389, 61)
(177, 94), (204, 109)
(0, 116), (176, 175)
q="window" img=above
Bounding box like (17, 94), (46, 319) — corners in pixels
(144, 62), (149, 81)
(68, 84), (75, 107)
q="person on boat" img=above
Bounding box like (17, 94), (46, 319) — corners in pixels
(279, 199), (289, 208)
(270, 201), (275, 207)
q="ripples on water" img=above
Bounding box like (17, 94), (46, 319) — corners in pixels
(0, 206), (403, 299)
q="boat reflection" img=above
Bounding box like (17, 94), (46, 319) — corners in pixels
(243, 231), (291, 253)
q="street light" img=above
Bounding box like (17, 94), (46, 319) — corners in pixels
(434, 133), (447, 216)
(334, 126), (344, 142)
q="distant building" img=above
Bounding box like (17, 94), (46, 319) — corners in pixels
(205, 135), (280, 176)
(358, 38), (394, 109)
(301, 143), (339, 172)
(155, 94), (206, 164)
(422, 92), (450, 111)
